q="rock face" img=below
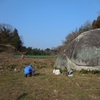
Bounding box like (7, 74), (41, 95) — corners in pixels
(55, 28), (100, 71)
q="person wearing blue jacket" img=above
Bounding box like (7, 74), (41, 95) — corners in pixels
(24, 65), (35, 77)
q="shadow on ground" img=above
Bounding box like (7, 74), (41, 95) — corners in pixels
(33, 73), (45, 76)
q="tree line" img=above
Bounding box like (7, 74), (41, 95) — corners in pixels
(0, 24), (23, 51)
(0, 24), (59, 55)
(0, 16), (100, 55)
(59, 15), (100, 53)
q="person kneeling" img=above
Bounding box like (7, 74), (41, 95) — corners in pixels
(24, 65), (35, 77)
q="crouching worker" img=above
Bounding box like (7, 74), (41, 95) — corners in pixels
(24, 65), (35, 77)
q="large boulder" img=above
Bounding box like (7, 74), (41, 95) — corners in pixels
(55, 28), (100, 71)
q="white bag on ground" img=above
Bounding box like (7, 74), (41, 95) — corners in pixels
(53, 69), (61, 75)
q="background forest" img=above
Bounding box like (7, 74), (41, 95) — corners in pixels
(0, 16), (100, 55)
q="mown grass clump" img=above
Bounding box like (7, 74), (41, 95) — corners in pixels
(79, 69), (100, 74)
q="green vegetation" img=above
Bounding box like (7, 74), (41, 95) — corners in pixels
(0, 24), (22, 51)
(13, 54), (58, 58)
(92, 16), (100, 29)
(79, 69), (100, 74)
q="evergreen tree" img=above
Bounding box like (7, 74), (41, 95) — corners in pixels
(0, 24), (23, 51)
(11, 28), (23, 51)
(92, 16), (100, 29)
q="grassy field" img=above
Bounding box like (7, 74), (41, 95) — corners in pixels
(13, 54), (58, 58)
(0, 53), (100, 100)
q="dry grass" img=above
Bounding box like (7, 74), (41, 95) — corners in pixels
(0, 53), (100, 100)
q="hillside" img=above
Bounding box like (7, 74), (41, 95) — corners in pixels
(0, 44), (15, 53)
